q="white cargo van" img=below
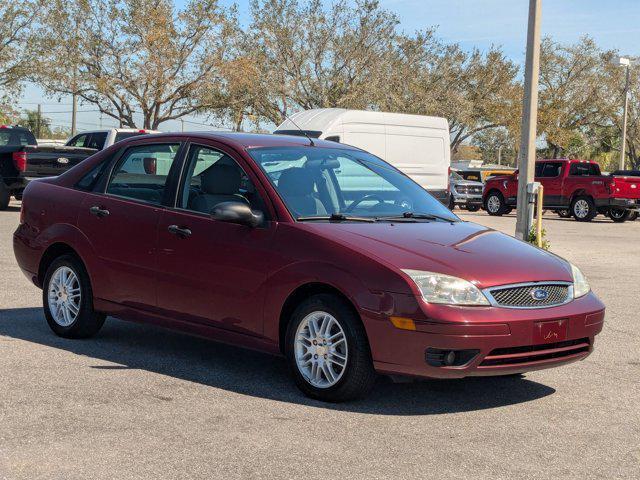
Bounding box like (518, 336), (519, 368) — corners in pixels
(274, 108), (451, 204)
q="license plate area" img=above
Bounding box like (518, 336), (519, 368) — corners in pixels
(533, 319), (568, 344)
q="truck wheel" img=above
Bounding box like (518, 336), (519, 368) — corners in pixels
(557, 209), (571, 218)
(571, 196), (596, 222)
(448, 196), (455, 210)
(609, 208), (630, 223)
(629, 211), (638, 221)
(486, 192), (507, 216)
(0, 182), (9, 210)
(466, 205), (480, 212)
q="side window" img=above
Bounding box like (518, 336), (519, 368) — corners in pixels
(76, 161), (109, 191)
(569, 163), (598, 176)
(106, 143), (180, 205)
(179, 145), (266, 215)
(87, 132), (107, 150)
(68, 134), (89, 147)
(540, 162), (562, 178)
(535, 163), (545, 177)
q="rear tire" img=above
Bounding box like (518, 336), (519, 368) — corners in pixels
(285, 293), (376, 402)
(43, 255), (106, 338)
(485, 191), (508, 216)
(571, 196), (596, 222)
(609, 208), (630, 223)
(466, 205), (480, 212)
(0, 182), (10, 210)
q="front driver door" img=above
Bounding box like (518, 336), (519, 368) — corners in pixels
(77, 141), (183, 309)
(155, 143), (276, 337)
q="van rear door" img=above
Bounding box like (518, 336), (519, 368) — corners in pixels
(383, 125), (449, 191)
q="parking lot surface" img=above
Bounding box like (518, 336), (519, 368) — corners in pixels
(1, 201), (638, 480)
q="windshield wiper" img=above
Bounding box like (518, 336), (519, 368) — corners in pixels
(376, 211), (458, 223)
(297, 213), (376, 223)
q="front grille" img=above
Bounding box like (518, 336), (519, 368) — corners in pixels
(455, 185), (483, 195)
(480, 338), (590, 367)
(487, 283), (570, 308)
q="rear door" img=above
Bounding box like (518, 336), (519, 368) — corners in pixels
(77, 141), (184, 308)
(535, 161), (564, 206)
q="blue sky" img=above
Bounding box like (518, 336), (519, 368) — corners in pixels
(18, 0), (640, 134)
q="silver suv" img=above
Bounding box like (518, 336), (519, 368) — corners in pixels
(449, 171), (483, 211)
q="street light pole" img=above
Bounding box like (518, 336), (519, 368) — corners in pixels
(619, 57), (631, 170)
(515, 0), (542, 240)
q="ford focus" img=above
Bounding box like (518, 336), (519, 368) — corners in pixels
(13, 132), (605, 402)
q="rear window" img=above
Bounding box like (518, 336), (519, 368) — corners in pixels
(569, 163), (600, 176)
(114, 131), (147, 143)
(0, 129), (36, 146)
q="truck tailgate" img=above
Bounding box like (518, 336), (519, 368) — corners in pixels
(612, 175), (640, 199)
(22, 146), (97, 178)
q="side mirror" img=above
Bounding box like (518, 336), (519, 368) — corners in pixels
(211, 201), (264, 227)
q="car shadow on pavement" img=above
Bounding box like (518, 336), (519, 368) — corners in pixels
(0, 307), (556, 415)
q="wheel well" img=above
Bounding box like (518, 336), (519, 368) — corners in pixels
(278, 282), (361, 354)
(38, 243), (81, 286)
(570, 189), (591, 202)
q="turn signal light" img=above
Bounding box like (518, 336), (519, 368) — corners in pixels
(389, 316), (416, 331)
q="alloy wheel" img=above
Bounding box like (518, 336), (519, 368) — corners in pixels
(487, 195), (501, 213)
(295, 311), (348, 388)
(574, 199), (589, 219)
(47, 266), (82, 327)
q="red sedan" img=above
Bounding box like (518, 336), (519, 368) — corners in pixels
(13, 133), (605, 402)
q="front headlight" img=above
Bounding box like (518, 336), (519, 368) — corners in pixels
(402, 269), (490, 306)
(570, 263), (590, 298)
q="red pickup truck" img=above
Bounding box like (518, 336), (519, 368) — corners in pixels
(483, 159), (640, 222)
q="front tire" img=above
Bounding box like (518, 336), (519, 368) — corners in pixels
(571, 196), (597, 222)
(43, 255), (106, 338)
(629, 211), (639, 221)
(485, 191), (507, 216)
(609, 208), (630, 223)
(285, 294), (376, 402)
(466, 205), (480, 212)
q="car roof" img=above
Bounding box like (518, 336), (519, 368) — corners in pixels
(536, 158), (597, 164)
(143, 131), (362, 151)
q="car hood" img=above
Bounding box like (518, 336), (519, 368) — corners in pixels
(303, 220), (573, 289)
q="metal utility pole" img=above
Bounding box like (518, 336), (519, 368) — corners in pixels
(181, 119), (185, 132)
(619, 57), (631, 170)
(36, 104), (42, 138)
(71, 93), (77, 136)
(515, 0), (542, 240)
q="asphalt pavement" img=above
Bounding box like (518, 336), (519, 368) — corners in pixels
(0, 201), (638, 479)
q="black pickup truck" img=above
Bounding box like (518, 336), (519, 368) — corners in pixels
(0, 126), (96, 209)
(0, 126), (158, 209)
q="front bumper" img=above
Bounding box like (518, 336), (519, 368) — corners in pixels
(364, 291), (605, 379)
(453, 192), (483, 206)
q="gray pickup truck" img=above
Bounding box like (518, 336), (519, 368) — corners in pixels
(0, 127), (158, 209)
(448, 170), (483, 211)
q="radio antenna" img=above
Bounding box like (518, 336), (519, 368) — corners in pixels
(281, 113), (315, 146)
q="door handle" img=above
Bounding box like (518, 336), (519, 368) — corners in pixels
(167, 225), (192, 238)
(89, 206), (110, 218)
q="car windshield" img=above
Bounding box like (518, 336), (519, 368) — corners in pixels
(249, 146), (458, 222)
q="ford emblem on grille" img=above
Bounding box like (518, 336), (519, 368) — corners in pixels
(531, 288), (549, 301)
